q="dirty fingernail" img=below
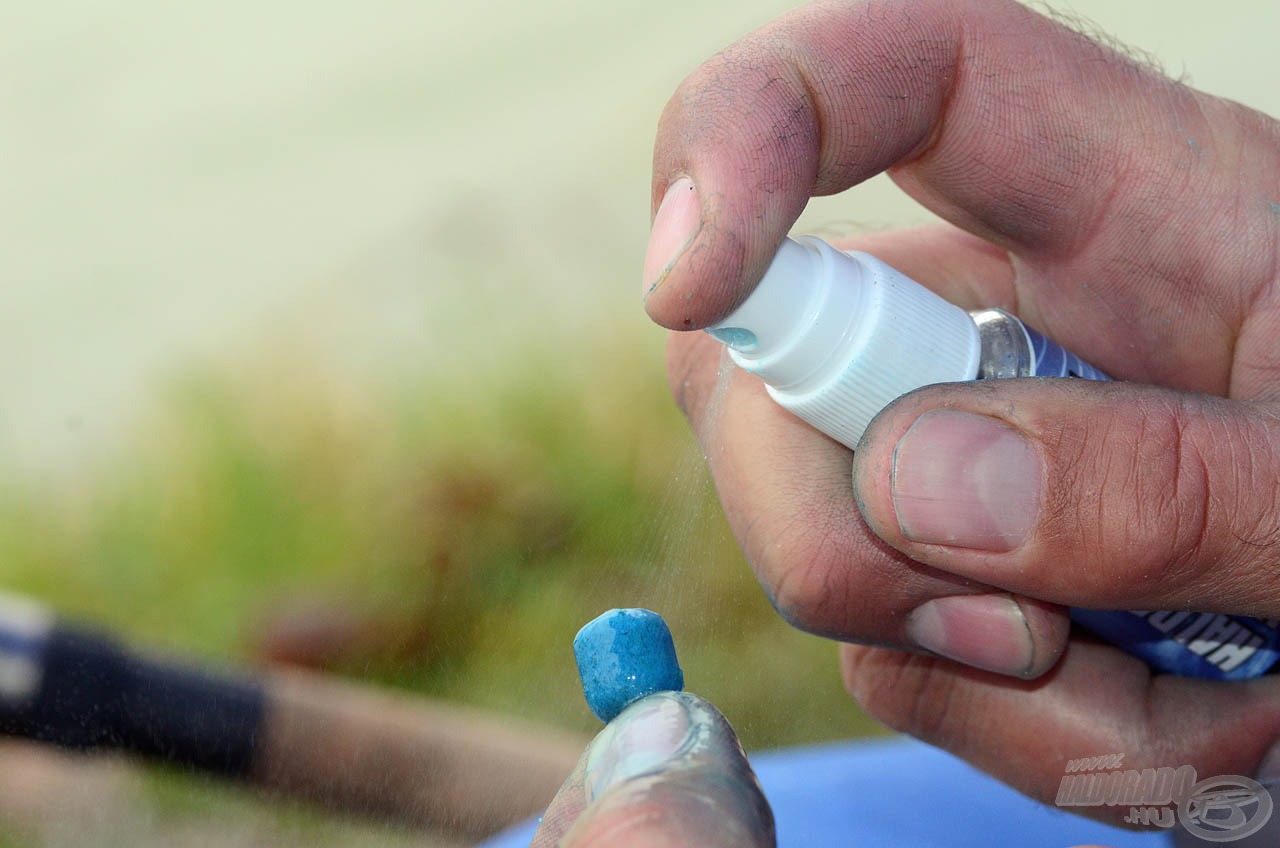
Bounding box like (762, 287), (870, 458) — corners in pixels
(643, 177), (700, 298)
(585, 694), (692, 802)
(891, 409), (1041, 551)
(907, 594), (1037, 677)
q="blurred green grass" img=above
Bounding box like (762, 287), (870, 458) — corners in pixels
(0, 331), (880, 750)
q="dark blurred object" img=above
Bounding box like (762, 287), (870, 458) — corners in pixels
(0, 615), (263, 776)
(0, 593), (582, 840)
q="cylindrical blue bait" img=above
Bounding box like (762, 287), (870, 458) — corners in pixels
(573, 608), (684, 722)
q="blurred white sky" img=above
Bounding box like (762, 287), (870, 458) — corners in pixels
(3, 0), (1278, 473)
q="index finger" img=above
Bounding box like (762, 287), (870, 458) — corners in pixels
(643, 0), (1270, 379)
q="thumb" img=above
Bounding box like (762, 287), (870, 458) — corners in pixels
(851, 378), (1280, 617)
(532, 692), (774, 848)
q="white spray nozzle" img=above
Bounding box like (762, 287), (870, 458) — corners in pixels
(707, 238), (821, 357)
(707, 236), (982, 448)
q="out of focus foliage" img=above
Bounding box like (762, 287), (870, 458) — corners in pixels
(0, 332), (877, 748)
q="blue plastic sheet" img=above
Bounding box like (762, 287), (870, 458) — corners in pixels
(480, 736), (1172, 847)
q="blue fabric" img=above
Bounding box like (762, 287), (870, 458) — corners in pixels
(480, 736), (1173, 847)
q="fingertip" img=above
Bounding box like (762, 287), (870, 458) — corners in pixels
(641, 216), (772, 331)
(854, 377), (1280, 616)
(642, 177), (703, 314)
(851, 381), (1041, 554)
(584, 692), (753, 800)
(646, 39), (816, 331)
(645, 115), (807, 331)
(1014, 596), (1071, 679)
(838, 643), (881, 703)
(566, 692), (774, 848)
(904, 593), (1037, 678)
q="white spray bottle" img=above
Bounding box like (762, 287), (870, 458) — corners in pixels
(706, 235), (1279, 680)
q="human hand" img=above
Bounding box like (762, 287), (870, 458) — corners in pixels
(647, 0), (1280, 823)
(530, 692), (774, 847)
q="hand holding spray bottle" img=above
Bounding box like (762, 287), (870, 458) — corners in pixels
(705, 235), (1280, 681)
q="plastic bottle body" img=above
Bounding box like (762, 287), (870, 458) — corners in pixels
(708, 238), (1280, 679)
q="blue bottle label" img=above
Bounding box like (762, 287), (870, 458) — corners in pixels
(1018, 324), (1280, 679)
(1070, 610), (1280, 681)
(1024, 327), (1110, 380)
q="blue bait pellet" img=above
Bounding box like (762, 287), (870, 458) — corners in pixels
(573, 608), (684, 722)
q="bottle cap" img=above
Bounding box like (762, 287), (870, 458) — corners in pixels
(708, 236), (982, 448)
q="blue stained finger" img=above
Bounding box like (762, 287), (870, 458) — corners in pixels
(573, 608), (684, 723)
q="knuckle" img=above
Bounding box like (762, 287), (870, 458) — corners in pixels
(1041, 390), (1280, 599)
(1154, 399), (1216, 578)
(1134, 397), (1280, 591)
(753, 510), (857, 637)
(1203, 406), (1280, 588)
(767, 563), (838, 635)
(1047, 394), (1211, 593)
